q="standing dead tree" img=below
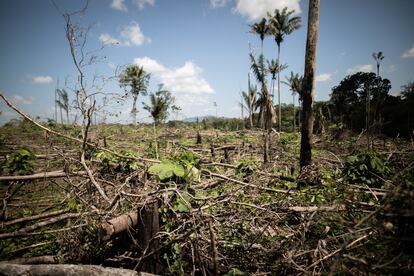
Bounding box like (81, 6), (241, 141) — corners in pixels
(300, 0), (320, 168)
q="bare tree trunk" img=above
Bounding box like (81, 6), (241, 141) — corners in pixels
(293, 93), (296, 132)
(132, 95), (138, 125)
(300, 0), (320, 168)
(277, 46), (282, 131)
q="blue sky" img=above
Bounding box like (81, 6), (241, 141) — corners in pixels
(0, 0), (413, 124)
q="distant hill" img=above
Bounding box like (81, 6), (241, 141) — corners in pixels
(182, 115), (215, 122)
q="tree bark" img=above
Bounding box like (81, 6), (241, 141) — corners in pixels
(0, 263), (157, 276)
(100, 210), (139, 241)
(136, 201), (160, 274)
(300, 0), (320, 168)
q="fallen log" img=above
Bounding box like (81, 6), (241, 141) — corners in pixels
(0, 170), (87, 182)
(100, 210), (138, 241)
(0, 263), (157, 276)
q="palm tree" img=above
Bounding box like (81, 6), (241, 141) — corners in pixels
(300, 0), (320, 168)
(283, 72), (303, 131)
(143, 84), (175, 125)
(56, 89), (69, 124)
(268, 7), (301, 131)
(267, 59), (288, 106)
(372, 51), (385, 77)
(370, 51), (385, 144)
(242, 85), (258, 129)
(250, 53), (276, 163)
(119, 65), (150, 125)
(250, 18), (269, 56)
(143, 84), (177, 159)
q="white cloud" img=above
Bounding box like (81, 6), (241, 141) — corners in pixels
(316, 73), (332, 82)
(12, 95), (33, 105)
(133, 57), (214, 115)
(402, 46), (414, 58)
(100, 22), (150, 47)
(210, 0), (230, 8)
(234, 0), (301, 21)
(111, 0), (127, 11)
(132, 0), (155, 10)
(99, 33), (122, 46)
(346, 64), (373, 74)
(32, 75), (53, 84)
(134, 57), (213, 95)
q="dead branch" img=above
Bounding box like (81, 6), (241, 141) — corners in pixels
(0, 170), (87, 182)
(2, 209), (70, 227)
(0, 213), (84, 239)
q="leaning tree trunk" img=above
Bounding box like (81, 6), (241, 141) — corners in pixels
(300, 0), (320, 168)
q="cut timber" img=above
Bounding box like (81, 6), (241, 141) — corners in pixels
(100, 210), (138, 241)
(0, 263), (157, 276)
(136, 201), (160, 273)
(0, 170), (87, 182)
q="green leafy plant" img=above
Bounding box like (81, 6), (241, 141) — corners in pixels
(148, 151), (201, 184)
(343, 150), (391, 187)
(148, 160), (185, 182)
(95, 151), (117, 172)
(2, 148), (36, 175)
(236, 158), (258, 177)
(117, 150), (139, 172)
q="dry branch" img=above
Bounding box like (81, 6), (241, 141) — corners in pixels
(0, 170), (87, 182)
(2, 209), (70, 227)
(0, 213), (84, 239)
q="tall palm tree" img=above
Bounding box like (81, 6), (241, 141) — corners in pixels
(56, 89), (69, 124)
(242, 85), (258, 129)
(119, 65), (150, 125)
(250, 53), (276, 163)
(283, 72), (303, 131)
(300, 0), (320, 168)
(370, 51), (385, 144)
(267, 59), (288, 105)
(268, 7), (301, 131)
(372, 51), (385, 77)
(250, 18), (269, 56)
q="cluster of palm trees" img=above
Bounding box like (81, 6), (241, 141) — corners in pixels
(242, 7), (302, 132)
(119, 64), (179, 125)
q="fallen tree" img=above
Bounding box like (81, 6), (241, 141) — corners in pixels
(0, 263), (156, 276)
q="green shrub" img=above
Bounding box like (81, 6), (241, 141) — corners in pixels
(2, 148), (36, 175)
(343, 150), (391, 187)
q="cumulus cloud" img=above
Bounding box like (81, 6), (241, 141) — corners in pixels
(134, 57), (213, 95)
(316, 73), (332, 82)
(402, 46), (414, 58)
(132, 0), (155, 10)
(100, 22), (150, 47)
(12, 95), (33, 105)
(31, 75), (53, 84)
(234, 0), (301, 21)
(210, 0), (230, 8)
(133, 57), (214, 114)
(111, 0), (127, 11)
(346, 64), (373, 74)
